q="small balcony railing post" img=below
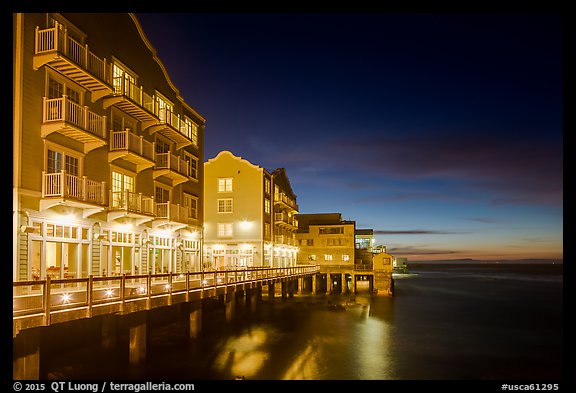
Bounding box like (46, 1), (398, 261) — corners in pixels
(139, 135), (143, 155)
(82, 176), (88, 201)
(43, 277), (52, 326)
(60, 170), (67, 197)
(85, 43), (89, 71)
(86, 275), (93, 318)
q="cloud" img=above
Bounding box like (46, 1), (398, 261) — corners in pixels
(386, 246), (461, 255)
(464, 217), (505, 223)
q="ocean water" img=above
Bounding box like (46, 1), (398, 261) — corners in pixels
(43, 263), (563, 382)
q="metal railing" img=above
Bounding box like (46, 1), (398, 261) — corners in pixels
(155, 203), (193, 223)
(13, 266), (320, 324)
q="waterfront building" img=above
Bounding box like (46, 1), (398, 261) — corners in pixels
(297, 213), (393, 295)
(13, 13), (206, 281)
(354, 228), (374, 267)
(296, 213), (356, 268)
(203, 150), (299, 269)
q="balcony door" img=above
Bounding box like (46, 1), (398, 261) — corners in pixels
(111, 171), (135, 209)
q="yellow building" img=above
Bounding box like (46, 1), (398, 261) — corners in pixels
(296, 213), (356, 268)
(203, 151), (299, 269)
(13, 13), (205, 281)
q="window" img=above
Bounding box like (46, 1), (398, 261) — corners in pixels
(155, 138), (171, 154)
(342, 254), (350, 262)
(327, 238), (345, 246)
(218, 178), (233, 192)
(47, 148), (80, 176)
(319, 226), (344, 235)
(156, 93), (173, 123)
(217, 198), (233, 213)
(307, 239), (314, 246)
(48, 75), (82, 104)
(183, 194), (198, 219)
(265, 178), (271, 195)
(217, 223), (233, 237)
(264, 222), (270, 238)
(183, 153), (198, 179)
(324, 254), (333, 261)
(308, 255), (317, 261)
(264, 198), (270, 214)
(190, 121), (199, 146)
(111, 171), (134, 208)
(112, 62), (136, 97)
(155, 186), (170, 204)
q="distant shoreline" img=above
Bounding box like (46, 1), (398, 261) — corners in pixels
(407, 259), (562, 265)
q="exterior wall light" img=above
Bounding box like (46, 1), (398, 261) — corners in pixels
(20, 225), (35, 233)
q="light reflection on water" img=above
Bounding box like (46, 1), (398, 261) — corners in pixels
(204, 293), (395, 380)
(43, 264), (562, 380)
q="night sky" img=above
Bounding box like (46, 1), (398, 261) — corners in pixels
(135, 12), (563, 261)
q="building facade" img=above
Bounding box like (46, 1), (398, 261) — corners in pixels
(203, 151), (299, 269)
(296, 213), (356, 267)
(13, 13), (206, 281)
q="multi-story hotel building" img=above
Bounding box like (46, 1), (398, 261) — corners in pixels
(13, 13), (205, 281)
(203, 150), (299, 269)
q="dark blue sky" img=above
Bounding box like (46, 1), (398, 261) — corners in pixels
(136, 12), (563, 260)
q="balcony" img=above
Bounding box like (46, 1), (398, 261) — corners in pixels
(274, 192), (299, 213)
(153, 152), (190, 186)
(274, 235), (296, 247)
(41, 96), (107, 153)
(153, 203), (196, 230)
(33, 24), (113, 102)
(40, 171), (107, 217)
(107, 190), (155, 224)
(108, 130), (155, 172)
(274, 212), (298, 230)
(148, 108), (193, 150)
(102, 76), (158, 129)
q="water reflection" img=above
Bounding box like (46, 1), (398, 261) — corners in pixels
(206, 294), (395, 380)
(212, 326), (270, 379)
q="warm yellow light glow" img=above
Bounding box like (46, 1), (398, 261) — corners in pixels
(240, 220), (252, 230)
(115, 223), (134, 231)
(153, 229), (172, 237)
(61, 293), (71, 303)
(213, 244), (224, 250)
(105, 288), (114, 298)
(56, 214), (76, 225)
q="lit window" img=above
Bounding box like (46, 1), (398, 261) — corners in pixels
(342, 254), (350, 262)
(218, 178), (233, 192)
(217, 223), (233, 237)
(264, 222), (270, 238)
(265, 178), (271, 194)
(308, 255), (317, 261)
(217, 198), (233, 213)
(324, 254), (333, 261)
(264, 198), (270, 214)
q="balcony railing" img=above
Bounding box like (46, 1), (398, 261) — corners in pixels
(151, 107), (194, 148)
(42, 171), (106, 205)
(155, 153), (190, 177)
(155, 203), (195, 223)
(274, 212), (298, 227)
(42, 96), (107, 139)
(274, 192), (299, 211)
(110, 130), (155, 161)
(110, 190), (154, 215)
(111, 76), (156, 113)
(34, 24), (109, 89)
(275, 235), (296, 247)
